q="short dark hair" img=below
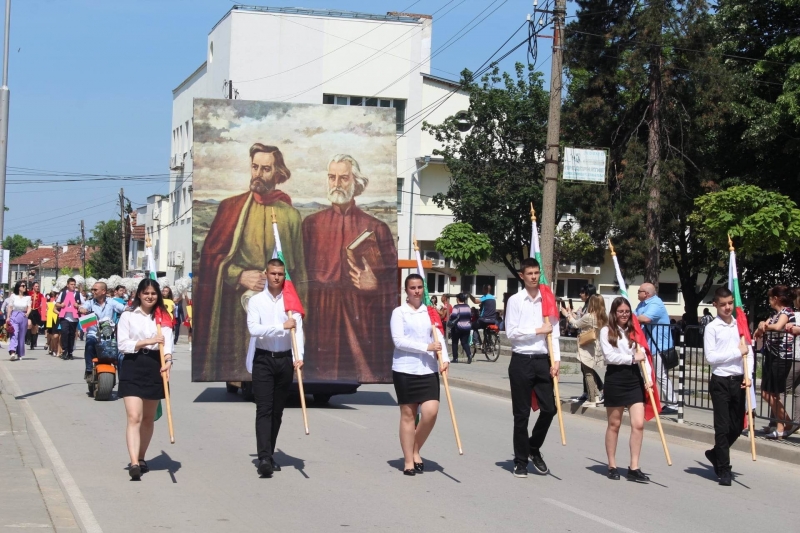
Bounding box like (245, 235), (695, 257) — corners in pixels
(404, 273), (423, 289)
(768, 285), (794, 307)
(703, 307), (712, 315)
(249, 143), (291, 184)
(580, 284), (597, 297)
(115, 285), (125, 292)
(456, 293), (466, 303)
(67, 277), (76, 284)
(267, 258), (285, 269)
(713, 286), (733, 302)
(520, 257), (540, 273)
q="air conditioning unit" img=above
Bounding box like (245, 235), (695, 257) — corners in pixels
(170, 154), (184, 170)
(557, 261), (577, 274)
(446, 259), (458, 270)
(580, 263), (601, 275)
(174, 251), (184, 265)
(423, 250), (445, 268)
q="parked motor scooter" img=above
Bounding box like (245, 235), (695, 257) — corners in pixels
(88, 318), (118, 401)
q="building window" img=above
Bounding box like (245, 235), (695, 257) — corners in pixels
(476, 275), (496, 295)
(426, 273), (446, 294)
(659, 282), (680, 303)
(323, 94), (408, 133)
(555, 278), (589, 300)
(461, 275), (474, 295)
(507, 277), (520, 296)
(397, 178), (403, 211)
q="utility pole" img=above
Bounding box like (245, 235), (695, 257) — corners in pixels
(119, 188), (127, 277)
(0, 0), (12, 252)
(539, 0), (566, 284)
(80, 219), (86, 278)
(54, 241), (59, 274)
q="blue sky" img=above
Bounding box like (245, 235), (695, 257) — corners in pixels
(2, 0), (563, 243)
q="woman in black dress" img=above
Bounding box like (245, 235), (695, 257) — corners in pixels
(598, 297), (652, 482)
(117, 279), (174, 480)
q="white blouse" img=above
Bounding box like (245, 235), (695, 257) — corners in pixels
(391, 303), (450, 375)
(5, 294), (30, 312)
(117, 307), (174, 356)
(599, 326), (653, 376)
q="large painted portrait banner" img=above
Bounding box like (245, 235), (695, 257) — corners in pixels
(192, 99), (398, 384)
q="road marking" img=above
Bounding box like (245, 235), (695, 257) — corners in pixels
(542, 498), (640, 533)
(0, 362), (103, 533)
(315, 410), (368, 429)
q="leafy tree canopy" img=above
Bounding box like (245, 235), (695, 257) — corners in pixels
(435, 223), (492, 275)
(87, 220), (124, 279)
(2, 234), (34, 259)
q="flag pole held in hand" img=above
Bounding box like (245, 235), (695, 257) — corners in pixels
(639, 357), (671, 466)
(290, 327), (309, 435)
(155, 314), (175, 444)
(544, 317), (566, 446)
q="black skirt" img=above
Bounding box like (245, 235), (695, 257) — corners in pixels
(118, 350), (165, 400)
(761, 354), (790, 395)
(393, 371), (440, 405)
(604, 364), (645, 407)
(29, 310), (42, 326)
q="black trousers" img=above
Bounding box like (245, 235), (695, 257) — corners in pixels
(253, 353), (294, 461)
(509, 353), (556, 466)
(59, 319), (78, 356)
(710, 374), (745, 471)
(451, 327), (471, 361)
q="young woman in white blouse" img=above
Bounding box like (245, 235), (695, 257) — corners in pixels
(391, 274), (450, 476)
(5, 280), (32, 361)
(116, 279), (174, 480)
(599, 297), (653, 483)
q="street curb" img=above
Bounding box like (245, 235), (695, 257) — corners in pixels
(446, 377), (800, 466)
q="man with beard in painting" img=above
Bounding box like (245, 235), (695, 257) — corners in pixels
(194, 143), (307, 381)
(302, 154), (397, 382)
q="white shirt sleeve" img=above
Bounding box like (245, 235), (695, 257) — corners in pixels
(390, 308), (430, 355)
(116, 313), (137, 354)
(161, 325), (174, 356)
(246, 296), (287, 338)
(292, 312), (304, 361)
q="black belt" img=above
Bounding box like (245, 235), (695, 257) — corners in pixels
(255, 348), (292, 358)
(712, 374), (744, 381)
(512, 352), (549, 359)
(124, 349), (155, 357)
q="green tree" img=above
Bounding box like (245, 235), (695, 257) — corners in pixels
(87, 220), (124, 279)
(434, 223), (493, 275)
(2, 234), (34, 259)
(423, 64), (553, 277)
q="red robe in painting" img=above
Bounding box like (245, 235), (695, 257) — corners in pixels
(302, 201), (397, 383)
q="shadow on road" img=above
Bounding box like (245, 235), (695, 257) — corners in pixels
(250, 451), (309, 478)
(685, 461), (749, 488)
(148, 450), (182, 483)
(387, 458), (460, 482)
(15, 383), (73, 400)
(332, 391), (396, 407)
(193, 387), (239, 403)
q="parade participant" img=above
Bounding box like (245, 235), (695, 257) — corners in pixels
(116, 279), (174, 481)
(703, 287), (752, 486)
(79, 282), (125, 382)
(55, 278), (83, 360)
(599, 297), (653, 482)
(45, 291), (60, 357)
(246, 259), (304, 478)
(5, 281), (31, 361)
(27, 281), (46, 350)
(505, 258), (559, 478)
(173, 293), (184, 344)
(448, 293), (472, 364)
(391, 274), (449, 476)
(112, 285), (128, 323)
(161, 286), (175, 320)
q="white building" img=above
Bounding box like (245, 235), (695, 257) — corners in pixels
(133, 194), (170, 276)
(167, 5), (711, 319)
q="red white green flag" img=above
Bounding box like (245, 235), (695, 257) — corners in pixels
(529, 211), (559, 324)
(728, 249), (752, 345)
(271, 214), (305, 318)
(414, 246), (445, 335)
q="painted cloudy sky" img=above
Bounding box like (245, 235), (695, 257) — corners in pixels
(193, 99), (397, 204)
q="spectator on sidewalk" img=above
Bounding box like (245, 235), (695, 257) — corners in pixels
(635, 283), (678, 414)
(567, 294), (607, 406)
(754, 285), (795, 439)
(438, 294), (452, 325)
(783, 288), (800, 439)
(700, 308), (714, 327)
(448, 294), (473, 364)
(562, 284), (602, 402)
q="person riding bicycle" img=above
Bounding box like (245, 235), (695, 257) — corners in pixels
(470, 285), (498, 347)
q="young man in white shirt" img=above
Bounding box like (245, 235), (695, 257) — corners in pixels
(505, 258), (560, 478)
(246, 259), (304, 478)
(703, 286), (752, 486)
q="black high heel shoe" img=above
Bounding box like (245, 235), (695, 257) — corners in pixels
(414, 462), (424, 473)
(129, 464), (141, 481)
(138, 460), (149, 473)
(403, 469), (416, 476)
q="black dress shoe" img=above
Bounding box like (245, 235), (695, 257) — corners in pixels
(257, 459), (274, 477)
(607, 467), (620, 480)
(138, 460), (149, 473)
(271, 459), (281, 472)
(719, 469), (732, 486)
(403, 469), (416, 476)
(704, 449), (720, 477)
(129, 464), (141, 481)
(414, 462), (424, 473)
(626, 467), (650, 483)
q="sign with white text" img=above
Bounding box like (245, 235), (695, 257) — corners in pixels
(0, 249), (9, 284)
(562, 147), (608, 183)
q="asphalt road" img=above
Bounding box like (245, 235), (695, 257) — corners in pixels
(3, 341), (799, 533)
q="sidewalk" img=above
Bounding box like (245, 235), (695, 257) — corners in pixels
(446, 349), (800, 465)
(0, 367), (80, 532)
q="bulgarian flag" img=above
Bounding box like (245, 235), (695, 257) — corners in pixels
(271, 209), (305, 318)
(145, 238), (164, 421)
(729, 244), (756, 421)
(79, 313), (98, 330)
(413, 243), (445, 336)
(529, 207), (560, 412)
(608, 239), (662, 420)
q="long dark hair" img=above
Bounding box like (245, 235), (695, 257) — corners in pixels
(131, 279), (168, 317)
(606, 297), (633, 348)
(162, 287), (174, 300)
(14, 280), (28, 296)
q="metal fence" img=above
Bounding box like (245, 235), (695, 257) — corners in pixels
(642, 324), (800, 428)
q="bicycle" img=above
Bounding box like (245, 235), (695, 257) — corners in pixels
(481, 324), (501, 362)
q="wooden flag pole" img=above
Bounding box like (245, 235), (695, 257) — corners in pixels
(290, 328), (309, 435)
(155, 323), (175, 444)
(729, 234), (756, 461)
(639, 359), (671, 466)
(544, 317), (567, 446)
(433, 325), (463, 455)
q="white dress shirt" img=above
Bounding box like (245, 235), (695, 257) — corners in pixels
(504, 289), (561, 361)
(117, 307), (174, 356)
(391, 303), (450, 375)
(703, 316), (754, 376)
(246, 290), (304, 374)
(599, 326), (653, 376)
